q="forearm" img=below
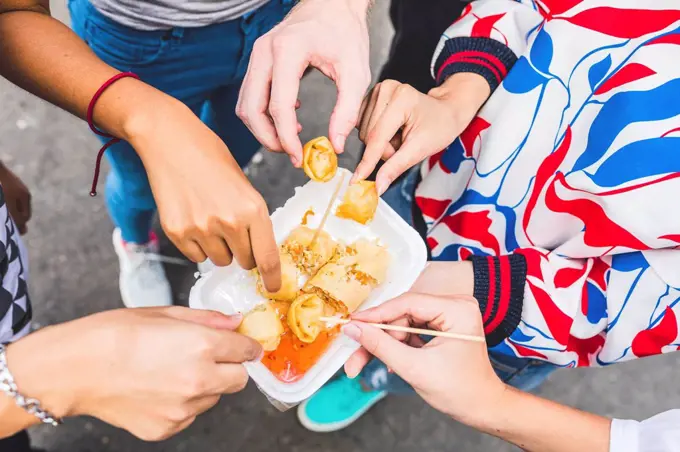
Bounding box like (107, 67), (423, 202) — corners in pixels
(0, 8), (182, 147)
(468, 386), (611, 452)
(0, 323), (87, 438)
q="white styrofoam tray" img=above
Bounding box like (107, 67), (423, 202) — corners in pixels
(189, 169), (427, 404)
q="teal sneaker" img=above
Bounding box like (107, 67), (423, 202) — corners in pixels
(297, 375), (387, 432)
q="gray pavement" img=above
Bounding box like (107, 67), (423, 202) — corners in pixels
(1, 1), (679, 451)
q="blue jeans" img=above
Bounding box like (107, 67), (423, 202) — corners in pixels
(69, 0), (293, 243)
(361, 168), (557, 393)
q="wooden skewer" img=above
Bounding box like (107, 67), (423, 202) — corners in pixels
(309, 172), (346, 249)
(319, 316), (485, 343)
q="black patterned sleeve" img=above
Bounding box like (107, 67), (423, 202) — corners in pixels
(433, 36), (518, 92)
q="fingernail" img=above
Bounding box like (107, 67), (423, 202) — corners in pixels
(252, 348), (265, 363)
(376, 179), (389, 196)
(231, 313), (243, 323)
(342, 324), (361, 341)
(334, 134), (346, 152)
(345, 368), (359, 379)
(290, 155), (299, 166)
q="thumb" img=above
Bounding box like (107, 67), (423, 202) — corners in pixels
(342, 321), (416, 379)
(329, 69), (371, 153)
(374, 138), (425, 195)
(162, 307), (243, 331)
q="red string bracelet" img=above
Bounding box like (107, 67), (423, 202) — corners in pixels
(86, 72), (140, 196)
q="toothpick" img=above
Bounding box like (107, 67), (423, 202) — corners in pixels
(319, 316), (486, 343)
(309, 173), (345, 249)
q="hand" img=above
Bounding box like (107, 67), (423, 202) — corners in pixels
(409, 261), (474, 298)
(344, 295), (613, 452)
(0, 163), (31, 235)
(6, 307), (261, 441)
(342, 261), (474, 375)
(354, 74), (490, 194)
(236, 0), (372, 165)
(125, 98), (282, 292)
(342, 293), (505, 424)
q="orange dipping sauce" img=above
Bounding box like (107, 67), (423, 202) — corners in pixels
(261, 301), (340, 383)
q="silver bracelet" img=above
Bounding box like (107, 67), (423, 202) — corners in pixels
(0, 344), (61, 426)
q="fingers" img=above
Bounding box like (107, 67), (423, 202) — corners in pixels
(211, 330), (262, 364)
(361, 95), (412, 193)
(269, 47), (306, 164)
(15, 195), (31, 235)
(374, 137), (428, 196)
(352, 293), (480, 334)
(364, 81), (398, 141)
(330, 63), (371, 153)
(211, 364), (250, 394)
(162, 306), (243, 331)
(224, 228), (256, 271)
(358, 86), (379, 143)
(20, 192), (32, 223)
(344, 316), (411, 378)
(342, 322), (415, 378)
(179, 239), (208, 264)
(344, 348), (372, 378)
(236, 38), (283, 153)
(249, 214), (281, 293)
(198, 235), (233, 267)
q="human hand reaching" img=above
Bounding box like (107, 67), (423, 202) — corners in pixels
(236, 0), (372, 165)
(353, 74), (490, 194)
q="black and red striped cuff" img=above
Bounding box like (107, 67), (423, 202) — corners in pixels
(468, 254), (526, 346)
(433, 37), (517, 92)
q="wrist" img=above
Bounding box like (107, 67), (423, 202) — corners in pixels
(90, 76), (185, 154)
(429, 73), (491, 126)
(412, 261), (474, 297)
(119, 89), (191, 159)
(460, 383), (517, 433)
(4, 318), (104, 419)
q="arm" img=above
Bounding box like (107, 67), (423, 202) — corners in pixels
(0, 1), (282, 290)
(354, 0), (545, 189)
(347, 295), (680, 452)
(473, 387), (611, 452)
(345, 294), (612, 452)
(478, 396), (680, 452)
(430, 0), (543, 90)
(1, 308), (258, 440)
(0, 1), (156, 142)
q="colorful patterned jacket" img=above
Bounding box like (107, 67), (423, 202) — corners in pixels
(415, 0), (680, 367)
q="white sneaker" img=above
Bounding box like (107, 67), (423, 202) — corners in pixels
(112, 228), (173, 308)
